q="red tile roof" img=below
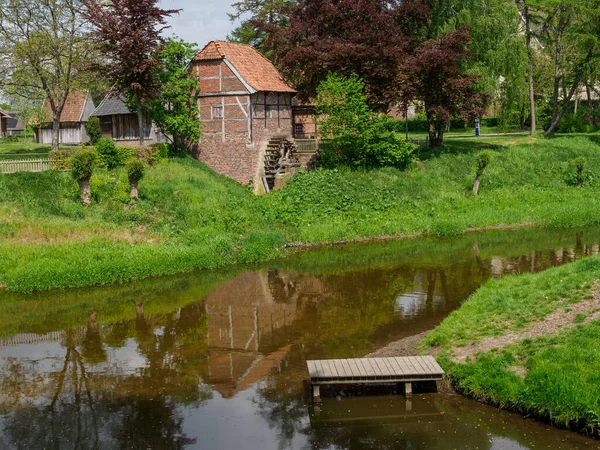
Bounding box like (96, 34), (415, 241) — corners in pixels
(194, 41), (295, 94)
(38, 90), (89, 123)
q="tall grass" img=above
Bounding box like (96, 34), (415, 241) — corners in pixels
(2, 135), (600, 292)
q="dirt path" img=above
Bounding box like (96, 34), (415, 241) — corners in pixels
(450, 288), (600, 363)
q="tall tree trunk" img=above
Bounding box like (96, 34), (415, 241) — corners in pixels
(52, 113), (61, 151)
(586, 83), (594, 125)
(78, 177), (91, 206)
(136, 94), (145, 146)
(129, 177), (138, 203)
(551, 34), (562, 125)
(574, 87), (579, 116)
(546, 70), (584, 136)
(523, 3), (536, 134)
(473, 174), (481, 196)
(426, 107), (444, 147)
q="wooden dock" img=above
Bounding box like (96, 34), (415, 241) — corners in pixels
(306, 356), (444, 401)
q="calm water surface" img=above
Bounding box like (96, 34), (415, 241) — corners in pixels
(1, 227), (600, 449)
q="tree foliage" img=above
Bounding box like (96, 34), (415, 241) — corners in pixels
(227, 0), (295, 55)
(83, 0), (179, 145)
(274, 0), (409, 108)
(316, 73), (416, 169)
(85, 117), (101, 145)
(0, 0), (94, 150)
(144, 38), (201, 151)
(402, 27), (490, 146)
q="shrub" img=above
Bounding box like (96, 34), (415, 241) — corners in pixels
(117, 146), (136, 165)
(574, 156), (587, 187)
(126, 159), (145, 203)
(95, 138), (121, 169)
(473, 151), (491, 196)
(70, 150), (99, 182)
(70, 149), (99, 206)
(126, 159), (145, 183)
(85, 117), (101, 145)
(475, 151), (491, 176)
(48, 149), (78, 171)
(315, 73), (416, 169)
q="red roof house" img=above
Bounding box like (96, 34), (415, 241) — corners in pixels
(32, 91), (95, 145)
(191, 41), (298, 192)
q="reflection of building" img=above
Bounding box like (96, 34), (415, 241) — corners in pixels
(204, 270), (300, 398)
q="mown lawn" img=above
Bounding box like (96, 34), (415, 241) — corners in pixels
(0, 138), (51, 156)
(2, 134), (600, 292)
(423, 256), (600, 435)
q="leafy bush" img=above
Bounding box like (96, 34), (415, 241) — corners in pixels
(475, 151), (491, 175)
(117, 146), (136, 164)
(95, 138), (121, 169)
(70, 149), (99, 181)
(126, 159), (145, 183)
(49, 149), (78, 170)
(85, 117), (101, 145)
(315, 73), (416, 169)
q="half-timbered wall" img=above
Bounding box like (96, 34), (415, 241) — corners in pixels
(192, 58), (294, 187)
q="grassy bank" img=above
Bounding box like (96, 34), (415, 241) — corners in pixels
(2, 134), (600, 292)
(423, 255), (600, 435)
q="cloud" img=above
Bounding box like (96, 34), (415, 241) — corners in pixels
(160, 0), (240, 49)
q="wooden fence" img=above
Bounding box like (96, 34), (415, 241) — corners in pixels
(0, 158), (63, 174)
(295, 139), (319, 153)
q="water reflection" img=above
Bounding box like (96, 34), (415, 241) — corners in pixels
(2, 227), (600, 449)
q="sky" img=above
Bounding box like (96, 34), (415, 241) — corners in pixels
(159, 0), (240, 50)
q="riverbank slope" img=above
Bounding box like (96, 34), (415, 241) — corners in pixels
(423, 255), (600, 436)
(2, 134), (600, 292)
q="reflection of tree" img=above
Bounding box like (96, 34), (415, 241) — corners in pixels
(81, 311), (107, 365)
(0, 300), (212, 448)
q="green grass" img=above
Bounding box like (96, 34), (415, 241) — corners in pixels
(2, 134), (600, 292)
(0, 138), (51, 156)
(423, 256), (600, 435)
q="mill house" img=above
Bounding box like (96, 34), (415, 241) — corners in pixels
(191, 40), (304, 193)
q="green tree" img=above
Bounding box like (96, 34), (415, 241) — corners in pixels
(227, 0), (295, 55)
(316, 73), (416, 169)
(0, 0), (95, 150)
(144, 38), (201, 152)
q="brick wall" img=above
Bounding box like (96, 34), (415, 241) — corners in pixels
(191, 59), (294, 189)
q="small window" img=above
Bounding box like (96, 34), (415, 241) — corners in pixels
(212, 105), (223, 119)
(294, 123), (303, 136)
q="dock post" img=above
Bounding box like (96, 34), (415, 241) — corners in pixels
(313, 385), (321, 402)
(405, 382), (412, 398)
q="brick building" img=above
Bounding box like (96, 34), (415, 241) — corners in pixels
(191, 41), (297, 193)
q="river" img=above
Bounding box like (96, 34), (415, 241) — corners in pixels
(1, 227), (599, 449)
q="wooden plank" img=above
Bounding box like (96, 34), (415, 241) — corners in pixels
(381, 358), (397, 376)
(373, 358), (392, 376)
(420, 356), (439, 374)
(349, 359), (366, 377)
(315, 360), (327, 378)
(359, 358), (375, 376)
(406, 356), (419, 375)
(355, 358), (371, 377)
(336, 359), (350, 377)
(393, 357), (409, 376)
(388, 357), (405, 376)
(327, 360), (340, 378)
(409, 356), (428, 374)
(369, 358), (385, 376)
(340, 359), (354, 378)
(307, 360), (316, 378)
